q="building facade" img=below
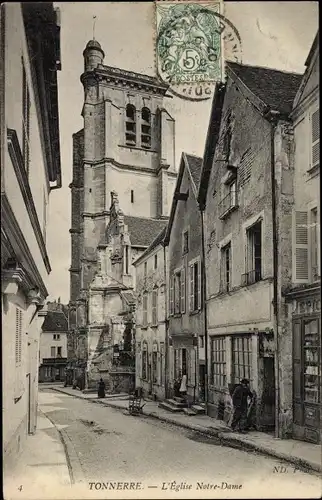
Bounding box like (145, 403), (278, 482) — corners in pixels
(69, 39), (177, 389)
(283, 34), (321, 444)
(1, 3), (61, 470)
(165, 153), (204, 404)
(39, 301), (68, 383)
(198, 63), (303, 431)
(134, 227), (168, 400)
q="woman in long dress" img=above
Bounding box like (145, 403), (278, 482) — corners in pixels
(98, 378), (106, 398)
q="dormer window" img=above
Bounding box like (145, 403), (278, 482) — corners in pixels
(125, 104), (136, 146)
(141, 107), (151, 149)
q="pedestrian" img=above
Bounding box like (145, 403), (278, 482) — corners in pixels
(231, 378), (253, 433)
(98, 378), (106, 398)
(179, 373), (187, 399)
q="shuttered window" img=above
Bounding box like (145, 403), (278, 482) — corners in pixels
(294, 211), (309, 282)
(15, 308), (22, 365)
(151, 288), (158, 326)
(189, 260), (202, 311)
(311, 108), (319, 170)
(169, 276), (174, 316)
(180, 267), (186, 314)
(143, 293), (148, 327)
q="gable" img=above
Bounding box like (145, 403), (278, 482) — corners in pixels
(293, 50), (319, 109)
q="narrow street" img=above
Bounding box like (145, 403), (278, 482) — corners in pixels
(36, 389), (320, 499)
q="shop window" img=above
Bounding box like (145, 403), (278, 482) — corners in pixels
(303, 319), (320, 404)
(125, 104), (136, 146)
(221, 243), (231, 292)
(211, 337), (226, 387)
(243, 222), (262, 285)
(189, 259), (201, 312)
(232, 336), (252, 384)
(151, 288), (158, 326)
(141, 107), (151, 149)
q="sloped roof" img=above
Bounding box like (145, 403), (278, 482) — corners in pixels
(227, 62), (303, 116)
(124, 216), (168, 247)
(185, 153), (203, 191)
(133, 225), (167, 265)
(42, 311), (68, 332)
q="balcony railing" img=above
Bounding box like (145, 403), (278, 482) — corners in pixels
(241, 269), (261, 286)
(219, 192), (238, 219)
(42, 357), (68, 364)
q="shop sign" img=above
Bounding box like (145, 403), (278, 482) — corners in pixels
(292, 296), (321, 316)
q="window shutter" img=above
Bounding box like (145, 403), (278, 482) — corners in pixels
(15, 308), (22, 365)
(311, 108), (320, 169)
(294, 211), (309, 282)
(181, 267), (186, 313)
(189, 264), (194, 312)
(169, 275), (174, 316)
(197, 261), (202, 310)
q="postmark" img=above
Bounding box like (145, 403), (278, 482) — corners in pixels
(156, 1), (242, 101)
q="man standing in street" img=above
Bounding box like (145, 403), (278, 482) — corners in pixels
(231, 378), (253, 433)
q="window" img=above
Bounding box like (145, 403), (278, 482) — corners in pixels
(125, 245), (129, 274)
(142, 293), (148, 327)
(125, 104), (136, 146)
(130, 190), (134, 203)
(221, 243), (231, 292)
(51, 346), (56, 358)
(199, 335), (204, 348)
(174, 268), (186, 314)
(142, 346), (148, 379)
(22, 59), (30, 176)
(53, 334), (61, 341)
(15, 308), (22, 365)
(310, 207), (319, 281)
(160, 343), (165, 386)
(245, 221), (262, 284)
(154, 254), (158, 270)
(303, 319), (320, 404)
(189, 260), (201, 311)
(152, 351), (158, 384)
(141, 107), (151, 149)
(57, 346), (62, 358)
(152, 288), (158, 326)
(144, 262), (147, 277)
(232, 336), (252, 384)
(43, 190), (47, 242)
(219, 178), (238, 218)
(211, 337), (226, 387)
(310, 107), (319, 171)
(183, 231), (189, 254)
(229, 181), (237, 207)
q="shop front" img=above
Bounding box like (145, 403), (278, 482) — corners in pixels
(290, 287), (321, 444)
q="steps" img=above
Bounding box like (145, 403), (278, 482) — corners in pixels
(158, 397), (188, 413)
(191, 404), (206, 415)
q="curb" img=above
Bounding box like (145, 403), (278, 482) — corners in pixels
(49, 387), (321, 476)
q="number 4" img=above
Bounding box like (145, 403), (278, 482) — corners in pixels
(18, 485), (23, 491)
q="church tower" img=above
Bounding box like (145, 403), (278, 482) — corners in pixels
(69, 39), (177, 387)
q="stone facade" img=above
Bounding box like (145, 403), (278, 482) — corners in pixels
(283, 35), (321, 444)
(134, 229), (167, 400)
(165, 153), (204, 404)
(69, 40), (176, 388)
(198, 63), (303, 432)
(1, 3), (61, 471)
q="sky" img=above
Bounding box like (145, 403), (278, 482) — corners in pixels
(47, 1), (318, 304)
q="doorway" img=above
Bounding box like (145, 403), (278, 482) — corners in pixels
(261, 357), (275, 431)
(199, 364), (205, 402)
(182, 348), (187, 375)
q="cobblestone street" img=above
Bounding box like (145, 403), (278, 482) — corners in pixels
(31, 390), (320, 499)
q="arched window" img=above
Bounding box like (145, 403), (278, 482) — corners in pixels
(125, 104), (136, 146)
(141, 107), (151, 149)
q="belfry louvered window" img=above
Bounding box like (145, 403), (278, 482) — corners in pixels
(125, 104), (136, 146)
(311, 107), (319, 170)
(141, 107), (151, 149)
(15, 308), (22, 365)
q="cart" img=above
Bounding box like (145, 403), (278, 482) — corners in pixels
(128, 389), (145, 415)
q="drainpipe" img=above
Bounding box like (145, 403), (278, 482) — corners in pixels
(200, 209), (209, 414)
(163, 243), (169, 399)
(267, 109), (280, 439)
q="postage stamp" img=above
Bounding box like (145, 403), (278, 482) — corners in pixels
(156, 1), (242, 101)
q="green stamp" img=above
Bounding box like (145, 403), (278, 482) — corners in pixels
(156, 2), (242, 101)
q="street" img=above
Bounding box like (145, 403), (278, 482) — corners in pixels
(35, 390), (320, 499)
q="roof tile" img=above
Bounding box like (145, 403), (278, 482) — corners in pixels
(124, 216), (168, 247)
(42, 311), (68, 332)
